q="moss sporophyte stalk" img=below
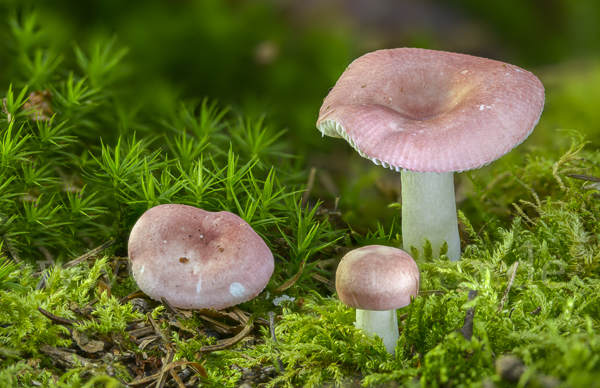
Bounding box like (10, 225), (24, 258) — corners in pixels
(1, 4), (600, 388)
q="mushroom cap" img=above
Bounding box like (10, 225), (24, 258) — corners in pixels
(336, 245), (419, 311)
(128, 204), (274, 310)
(317, 48), (545, 173)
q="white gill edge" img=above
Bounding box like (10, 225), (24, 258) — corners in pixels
(318, 119), (406, 173)
(318, 108), (545, 174)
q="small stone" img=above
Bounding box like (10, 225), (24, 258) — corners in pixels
(129, 298), (150, 314)
(496, 355), (526, 382)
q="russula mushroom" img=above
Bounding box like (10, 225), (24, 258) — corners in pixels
(317, 48), (545, 261)
(128, 204), (274, 310)
(336, 245), (419, 354)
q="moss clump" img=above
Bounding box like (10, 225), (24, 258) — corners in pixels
(1, 3), (600, 388)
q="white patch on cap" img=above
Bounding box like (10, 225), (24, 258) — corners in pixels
(461, 69), (469, 75)
(192, 265), (201, 275)
(196, 275), (202, 294)
(140, 265), (145, 274)
(164, 240), (167, 243)
(229, 282), (245, 298)
(479, 105), (484, 111)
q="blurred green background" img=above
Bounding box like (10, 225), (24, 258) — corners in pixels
(1, 0), (599, 233)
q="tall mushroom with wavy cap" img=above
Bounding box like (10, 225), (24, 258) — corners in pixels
(317, 48), (545, 261)
(336, 245), (419, 354)
(128, 204), (274, 310)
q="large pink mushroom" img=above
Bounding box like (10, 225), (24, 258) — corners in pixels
(318, 48), (545, 261)
(336, 245), (419, 354)
(128, 204), (274, 310)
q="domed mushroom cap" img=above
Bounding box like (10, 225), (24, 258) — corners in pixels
(336, 245), (419, 311)
(128, 204), (274, 310)
(317, 48), (545, 173)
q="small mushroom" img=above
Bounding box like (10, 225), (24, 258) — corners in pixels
(318, 48), (545, 261)
(336, 245), (419, 354)
(128, 204), (274, 310)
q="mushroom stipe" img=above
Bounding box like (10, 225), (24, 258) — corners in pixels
(318, 48), (544, 261)
(336, 245), (419, 354)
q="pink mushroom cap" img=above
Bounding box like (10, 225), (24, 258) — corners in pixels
(317, 48), (545, 173)
(336, 245), (420, 311)
(128, 204), (274, 310)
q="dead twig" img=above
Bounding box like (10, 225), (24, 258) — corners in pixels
(301, 167), (317, 205)
(457, 290), (478, 341)
(170, 369), (186, 388)
(148, 313), (168, 342)
(199, 318), (254, 352)
(2, 234), (20, 263)
(566, 173), (600, 182)
(35, 271), (51, 291)
(310, 273), (334, 289)
(274, 259), (306, 293)
(497, 262), (519, 313)
(37, 307), (81, 326)
(118, 289), (147, 304)
(269, 311), (285, 372)
(126, 360), (208, 387)
(160, 297), (187, 321)
(155, 347), (175, 388)
(230, 306), (249, 325)
(33, 239), (118, 290)
(62, 239), (117, 269)
(39, 344), (95, 368)
(197, 314), (233, 335)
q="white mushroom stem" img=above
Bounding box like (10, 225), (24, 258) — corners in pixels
(355, 309), (398, 354)
(401, 170), (461, 262)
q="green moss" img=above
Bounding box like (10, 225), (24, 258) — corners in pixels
(1, 3), (600, 388)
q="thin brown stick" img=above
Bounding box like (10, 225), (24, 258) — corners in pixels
(118, 289), (146, 304)
(39, 344), (95, 368)
(2, 234), (20, 263)
(199, 318), (254, 352)
(497, 262), (519, 313)
(310, 273), (334, 289)
(63, 239), (117, 268)
(457, 290), (478, 341)
(161, 297), (187, 321)
(148, 313), (168, 342)
(197, 314), (233, 335)
(127, 361), (207, 386)
(269, 311), (285, 372)
(566, 173), (600, 182)
(37, 307), (81, 326)
(156, 348), (174, 388)
(301, 167), (317, 205)
(230, 306), (249, 325)
(170, 369), (186, 388)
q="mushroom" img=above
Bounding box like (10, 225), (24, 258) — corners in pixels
(336, 245), (419, 354)
(128, 204), (274, 310)
(317, 48), (545, 261)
